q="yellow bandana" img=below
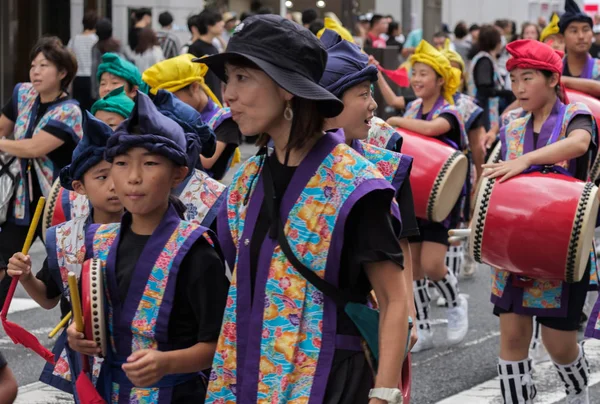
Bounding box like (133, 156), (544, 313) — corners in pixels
(441, 38), (465, 72)
(317, 17), (355, 43)
(142, 54), (221, 107)
(541, 13), (560, 43)
(409, 40), (461, 104)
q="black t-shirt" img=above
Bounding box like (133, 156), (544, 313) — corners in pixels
(0, 351), (6, 369)
(2, 95), (79, 203)
(188, 40), (223, 103)
(210, 118), (242, 180)
(114, 222), (229, 402)
(469, 110), (485, 132)
(590, 44), (600, 60)
(36, 258), (71, 318)
(248, 152), (404, 334)
(396, 180), (419, 238)
(421, 111), (462, 148)
(128, 27), (142, 51)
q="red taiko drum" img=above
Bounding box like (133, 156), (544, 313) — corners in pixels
(81, 259), (107, 357)
(42, 179), (89, 242)
(397, 129), (468, 222)
(470, 172), (599, 283)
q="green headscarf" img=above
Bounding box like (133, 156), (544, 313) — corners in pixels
(91, 87), (135, 119)
(97, 52), (142, 87)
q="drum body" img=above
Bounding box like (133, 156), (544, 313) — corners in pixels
(397, 129), (468, 222)
(81, 259), (107, 357)
(565, 89), (600, 181)
(42, 179), (90, 241)
(470, 172), (599, 283)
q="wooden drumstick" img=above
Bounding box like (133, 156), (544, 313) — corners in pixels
(67, 273), (84, 333)
(48, 311), (72, 338)
(448, 229), (471, 238)
(448, 236), (464, 244)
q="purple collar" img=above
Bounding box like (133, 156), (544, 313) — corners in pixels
(563, 54), (594, 79)
(416, 96), (445, 120)
(524, 98), (565, 154)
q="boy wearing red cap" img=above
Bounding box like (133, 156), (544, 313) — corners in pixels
(483, 39), (598, 404)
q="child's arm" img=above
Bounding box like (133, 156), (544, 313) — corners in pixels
(0, 352), (18, 404)
(7, 253), (60, 310)
(562, 76), (600, 98)
(483, 128), (591, 182)
(387, 115), (452, 137)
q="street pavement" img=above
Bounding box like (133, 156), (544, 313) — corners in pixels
(3, 142), (600, 403)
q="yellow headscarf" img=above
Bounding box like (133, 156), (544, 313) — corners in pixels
(540, 13), (560, 43)
(142, 54), (222, 107)
(409, 40), (461, 104)
(317, 17), (355, 43)
(440, 38), (465, 72)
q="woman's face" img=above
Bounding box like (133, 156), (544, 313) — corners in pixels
(223, 63), (291, 136)
(411, 62), (443, 101)
(99, 73), (137, 99)
(30, 52), (65, 95)
(110, 147), (187, 217)
(523, 25), (539, 40)
(333, 81), (377, 141)
(510, 68), (557, 112)
(94, 110), (126, 130)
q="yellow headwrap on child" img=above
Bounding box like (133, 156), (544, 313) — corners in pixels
(142, 54), (222, 107)
(540, 13), (560, 43)
(409, 40), (461, 104)
(441, 38), (465, 72)
(317, 17), (355, 43)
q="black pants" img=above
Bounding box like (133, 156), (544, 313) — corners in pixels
(72, 76), (94, 112)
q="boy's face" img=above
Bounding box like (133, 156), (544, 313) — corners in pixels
(73, 160), (122, 215)
(99, 73), (137, 99)
(334, 81), (377, 141)
(94, 110), (126, 130)
(564, 22), (593, 54)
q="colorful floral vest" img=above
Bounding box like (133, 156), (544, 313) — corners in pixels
(501, 107), (526, 129)
(39, 216), (103, 397)
(10, 83), (83, 224)
(492, 101), (599, 313)
(208, 133), (395, 403)
(404, 97), (468, 151)
(454, 93), (484, 133)
(86, 206), (213, 403)
(468, 52), (504, 129)
(563, 55), (600, 80)
(366, 116), (404, 152)
(174, 168), (227, 228)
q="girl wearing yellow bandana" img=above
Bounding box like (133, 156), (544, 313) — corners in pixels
(541, 13), (565, 52)
(143, 54), (242, 180)
(387, 40), (470, 353)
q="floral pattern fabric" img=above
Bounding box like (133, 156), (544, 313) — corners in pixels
(454, 93), (484, 134)
(178, 169), (226, 226)
(366, 116), (403, 151)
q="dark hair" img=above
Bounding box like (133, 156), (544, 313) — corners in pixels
(388, 21), (400, 37)
(197, 10), (223, 35)
(469, 24), (480, 33)
(134, 8), (152, 22)
(96, 18), (121, 54)
(433, 31), (448, 39)
(302, 9), (318, 25)
(370, 14), (384, 29)
(158, 11), (174, 28)
(257, 7), (274, 15)
(495, 19), (510, 30)
(478, 24), (502, 52)
(308, 19), (325, 35)
(250, 0), (263, 12)
(135, 27), (158, 54)
(521, 22), (540, 40)
(385, 14), (395, 21)
(540, 69), (564, 101)
(188, 14), (200, 33)
(29, 36), (78, 90)
(82, 10), (98, 31)
(240, 11), (255, 22)
(454, 21), (468, 39)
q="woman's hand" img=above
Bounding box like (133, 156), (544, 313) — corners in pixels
(7, 253), (33, 281)
(480, 130), (497, 151)
(483, 156), (531, 182)
(386, 117), (403, 127)
(66, 322), (101, 357)
(368, 55), (380, 67)
(122, 349), (169, 387)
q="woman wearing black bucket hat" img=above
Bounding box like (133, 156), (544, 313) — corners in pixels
(198, 14), (409, 404)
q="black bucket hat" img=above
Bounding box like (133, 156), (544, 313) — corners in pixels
(195, 14), (344, 118)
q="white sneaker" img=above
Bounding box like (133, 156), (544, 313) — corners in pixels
(437, 296), (447, 307)
(529, 341), (550, 366)
(411, 327), (434, 353)
(566, 387), (589, 404)
(447, 295), (469, 345)
(462, 254), (477, 277)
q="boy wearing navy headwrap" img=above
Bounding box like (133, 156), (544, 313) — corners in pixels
(560, 0), (600, 97)
(6, 113), (124, 398)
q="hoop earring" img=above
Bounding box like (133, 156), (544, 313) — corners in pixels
(284, 102), (294, 121)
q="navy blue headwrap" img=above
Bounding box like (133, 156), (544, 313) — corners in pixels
(152, 90), (217, 165)
(559, 0), (593, 33)
(318, 29), (378, 98)
(106, 92), (195, 168)
(59, 111), (113, 190)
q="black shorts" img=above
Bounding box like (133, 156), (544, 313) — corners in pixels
(493, 262), (591, 332)
(407, 219), (450, 246)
